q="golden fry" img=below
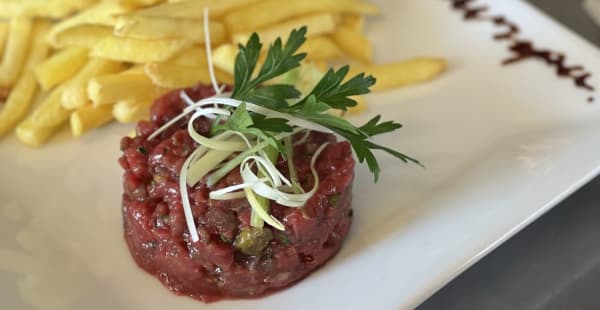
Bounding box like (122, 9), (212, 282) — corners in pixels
(0, 1), (38, 18)
(0, 0), (96, 19)
(53, 25), (113, 49)
(113, 99), (151, 123)
(0, 87), (9, 101)
(91, 35), (192, 63)
(131, 0), (260, 19)
(0, 23), (9, 59)
(34, 47), (89, 91)
(340, 14), (365, 32)
(123, 65), (147, 75)
(88, 72), (168, 105)
(70, 104), (114, 137)
(224, 0), (379, 34)
(168, 46), (208, 67)
(211, 44), (237, 75)
(0, 0), (445, 143)
(352, 58), (448, 91)
(0, 18), (33, 87)
(232, 13), (337, 45)
(62, 59), (126, 110)
(348, 95), (367, 115)
(114, 15), (226, 43)
(44, 0), (98, 18)
(0, 21), (51, 137)
(47, 2), (126, 46)
(16, 85), (69, 147)
(116, 0), (166, 10)
(331, 26), (373, 64)
(300, 36), (344, 62)
(145, 62), (233, 89)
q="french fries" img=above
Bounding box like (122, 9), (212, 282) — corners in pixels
(169, 46), (208, 67)
(0, 0), (97, 19)
(62, 59), (126, 109)
(301, 37), (345, 61)
(70, 104), (114, 137)
(0, 23), (9, 58)
(211, 44), (237, 75)
(331, 24), (373, 64)
(35, 47), (89, 90)
(131, 0), (259, 19)
(0, 18), (34, 87)
(0, 0), (446, 147)
(0, 23), (9, 99)
(53, 25), (114, 49)
(88, 72), (169, 105)
(352, 58), (448, 91)
(91, 35), (192, 63)
(232, 13), (337, 45)
(0, 21), (51, 137)
(116, 0), (166, 10)
(339, 14), (365, 32)
(112, 99), (151, 123)
(114, 15), (226, 43)
(16, 85), (70, 147)
(47, 2), (126, 46)
(224, 0), (379, 33)
(145, 62), (233, 88)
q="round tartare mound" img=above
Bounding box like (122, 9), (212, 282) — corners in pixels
(118, 84), (355, 302)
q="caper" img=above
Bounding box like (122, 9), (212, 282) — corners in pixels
(234, 227), (273, 256)
(327, 193), (341, 206)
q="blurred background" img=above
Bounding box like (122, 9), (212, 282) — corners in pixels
(420, 1), (600, 309)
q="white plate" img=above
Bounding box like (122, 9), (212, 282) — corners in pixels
(2, 0), (600, 309)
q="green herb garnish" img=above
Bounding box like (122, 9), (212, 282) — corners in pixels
(150, 26), (422, 243)
(217, 26), (421, 181)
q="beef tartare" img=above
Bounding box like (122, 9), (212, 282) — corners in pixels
(119, 85), (355, 301)
(118, 27), (418, 303)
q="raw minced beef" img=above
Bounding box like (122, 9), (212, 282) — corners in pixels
(119, 84), (355, 302)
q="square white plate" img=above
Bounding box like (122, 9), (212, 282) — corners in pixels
(1, 0), (599, 309)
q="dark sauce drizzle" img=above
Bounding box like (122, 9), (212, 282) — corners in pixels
(450, 0), (595, 102)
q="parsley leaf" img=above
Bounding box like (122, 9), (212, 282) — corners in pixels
(254, 27), (307, 85)
(232, 34), (262, 99)
(213, 103), (287, 153)
(232, 27), (307, 102)
(251, 114), (293, 133)
(295, 96), (361, 135)
(331, 127), (422, 182)
(294, 65), (376, 111)
(226, 27), (420, 182)
(244, 84), (301, 110)
(359, 115), (403, 137)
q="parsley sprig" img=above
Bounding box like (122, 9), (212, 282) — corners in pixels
(220, 26), (421, 181)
